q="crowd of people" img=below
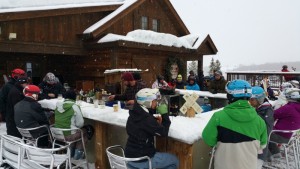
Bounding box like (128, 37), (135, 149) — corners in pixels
(0, 68), (92, 160)
(1, 66), (300, 169)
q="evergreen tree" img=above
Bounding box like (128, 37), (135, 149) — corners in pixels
(209, 58), (222, 75)
(215, 59), (221, 71)
(209, 58), (216, 75)
(188, 61), (198, 76)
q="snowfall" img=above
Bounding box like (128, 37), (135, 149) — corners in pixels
(0, 94), (295, 169)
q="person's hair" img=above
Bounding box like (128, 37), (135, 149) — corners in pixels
(157, 75), (164, 81)
(65, 89), (76, 100)
(132, 72), (141, 80)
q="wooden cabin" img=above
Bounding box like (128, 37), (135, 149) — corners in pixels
(0, 0), (218, 91)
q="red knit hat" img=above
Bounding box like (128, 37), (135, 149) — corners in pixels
(122, 72), (134, 81)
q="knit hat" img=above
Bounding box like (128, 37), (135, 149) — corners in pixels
(121, 72), (134, 81)
(215, 70), (222, 76)
(177, 74), (182, 81)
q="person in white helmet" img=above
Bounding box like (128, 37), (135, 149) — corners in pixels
(269, 88), (300, 157)
(273, 82), (294, 110)
(249, 86), (274, 166)
(202, 80), (267, 169)
(125, 88), (179, 169)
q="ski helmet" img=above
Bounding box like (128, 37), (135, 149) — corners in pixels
(290, 80), (299, 89)
(285, 88), (300, 101)
(44, 72), (56, 84)
(280, 82), (293, 92)
(23, 85), (40, 100)
(11, 68), (25, 79)
(136, 88), (161, 108)
(226, 80), (252, 98)
(251, 86), (266, 104)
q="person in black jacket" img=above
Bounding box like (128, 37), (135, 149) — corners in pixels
(14, 85), (50, 147)
(249, 86), (274, 167)
(0, 68), (25, 122)
(6, 76), (28, 138)
(125, 88), (179, 169)
(38, 72), (65, 100)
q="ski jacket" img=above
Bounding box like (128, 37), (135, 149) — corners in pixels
(0, 78), (16, 115)
(186, 83), (200, 91)
(256, 101), (274, 161)
(282, 69), (294, 81)
(125, 103), (171, 158)
(202, 100), (267, 169)
(14, 97), (49, 138)
(273, 101), (300, 139)
(114, 81), (145, 101)
(256, 101), (274, 136)
(54, 99), (84, 135)
(175, 81), (186, 89)
(6, 83), (25, 138)
(38, 81), (66, 99)
(209, 77), (227, 94)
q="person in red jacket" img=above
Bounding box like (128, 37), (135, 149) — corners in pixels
(282, 65), (295, 81)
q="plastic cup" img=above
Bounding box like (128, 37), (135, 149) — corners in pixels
(94, 99), (98, 108)
(113, 104), (119, 112)
(57, 94), (63, 100)
(99, 100), (105, 109)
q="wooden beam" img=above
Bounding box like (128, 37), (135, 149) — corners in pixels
(0, 5), (120, 21)
(0, 41), (87, 56)
(86, 0), (146, 39)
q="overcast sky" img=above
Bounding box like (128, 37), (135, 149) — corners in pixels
(170, 0), (300, 68)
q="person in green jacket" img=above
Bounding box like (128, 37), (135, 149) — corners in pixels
(55, 89), (88, 160)
(202, 80), (267, 169)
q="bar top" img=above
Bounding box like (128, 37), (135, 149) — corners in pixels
(39, 99), (218, 144)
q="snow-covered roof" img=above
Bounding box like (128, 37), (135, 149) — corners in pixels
(83, 0), (137, 34)
(0, 0), (124, 13)
(98, 29), (209, 49)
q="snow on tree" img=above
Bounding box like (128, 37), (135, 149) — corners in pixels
(187, 61), (198, 76)
(209, 58), (222, 75)
(215, 59), (221, 71)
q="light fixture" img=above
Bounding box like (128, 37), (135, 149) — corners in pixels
(9, 33), (17, 40)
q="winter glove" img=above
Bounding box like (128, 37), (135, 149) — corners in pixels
(157, 103), (168, 115)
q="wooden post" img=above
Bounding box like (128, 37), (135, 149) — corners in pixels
(94, 122), (108, 169)
(157, 137), (193, 169)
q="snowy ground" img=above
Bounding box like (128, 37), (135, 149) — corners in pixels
(0, 122), (297, 169)
(0, 122), (95, 169)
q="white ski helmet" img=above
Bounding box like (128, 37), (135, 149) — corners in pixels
(290, 80), (299, 89)
(284, 88), (300, 100)
(136, 88), (161, 108)
(280, 82), (293, 92)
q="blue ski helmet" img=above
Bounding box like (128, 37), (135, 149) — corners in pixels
(251, 86), (266, 104)
(226, 80), (252, 98)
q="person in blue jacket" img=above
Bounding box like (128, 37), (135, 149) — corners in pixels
(186, 76), (200, 91)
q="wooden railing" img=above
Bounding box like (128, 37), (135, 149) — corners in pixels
(226, 71), (300, 88)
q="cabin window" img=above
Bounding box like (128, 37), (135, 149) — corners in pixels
(141, 16), (148, 30)
(26, 62), (32, 78)
(152, 19), (160, 32)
